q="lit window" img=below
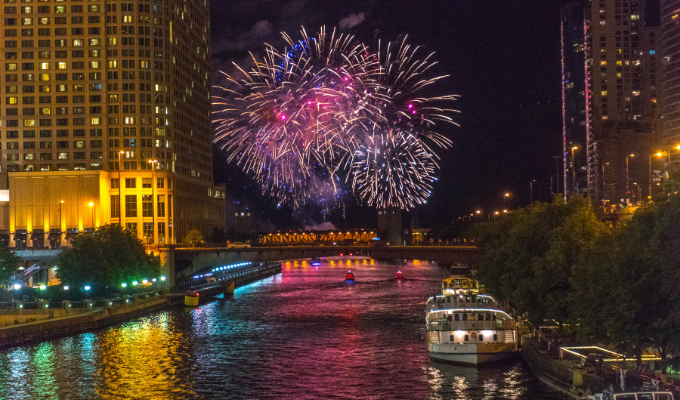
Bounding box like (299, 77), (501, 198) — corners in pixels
(601, 91), (608, 97)
(24, 119), (35, 127)
(108, 60), (117, 68)
(89, 61), (100, 69)
(91, 117), (101, 125)
(600, 61), (607, 66)
(39, 73), (50, 81)
(72, 39), (84, 47)
(57, 62), (66, 70)
(89, 38), (99, 46)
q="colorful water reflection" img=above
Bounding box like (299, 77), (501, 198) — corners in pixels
(0, 261), (559, 399)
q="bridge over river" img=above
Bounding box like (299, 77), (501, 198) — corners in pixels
(149, 245), (478, 287)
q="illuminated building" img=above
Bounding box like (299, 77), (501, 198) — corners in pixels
(0, 0), (224, 249)
(561, 0), (663, 203)
(662, 0), (680, 166)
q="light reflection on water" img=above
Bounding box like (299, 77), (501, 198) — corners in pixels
(0, 261), (562, 399)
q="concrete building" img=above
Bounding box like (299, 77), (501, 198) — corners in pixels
(377, 208), (402, 246)
(562, 0), (663, 203)
(0, 0), (224, 248)
(662, 0), (680, 166)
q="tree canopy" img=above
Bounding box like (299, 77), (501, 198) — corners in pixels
(56, 224), (160, 293)
(0, 244), (22, 283)
(473, 195), (606, 326)
(183, 229), (204, 246)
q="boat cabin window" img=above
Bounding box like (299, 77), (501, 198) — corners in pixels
(493, 334), (498, 341)
(446, 297), (451, 303)
(465, 296), (470, 303)
(637, 395), (654, 400)
(454, 314), (460, 321)
(486, 313), (492, 321)
(478, 312), (484, 320)
(656, 394), (673, 400)
(614, 395), (636, 400)
(449, 334), (454, 342)
(464, 335), (469, 342)
(462, 314), (468, 321)
(471, 295), (476, 302)
(478, 335), (483, 341)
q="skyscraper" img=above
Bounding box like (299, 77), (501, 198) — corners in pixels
(0, 0), (224, 248)
(662, 0), (680, 166)
(562, 0), (663, 203)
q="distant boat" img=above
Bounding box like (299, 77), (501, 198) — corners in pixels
(395, 270), (404, 279)
(345, 271), (355, 283)
(311, 257), (321, 266)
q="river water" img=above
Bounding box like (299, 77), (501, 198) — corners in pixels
(0, 259), (562, 399)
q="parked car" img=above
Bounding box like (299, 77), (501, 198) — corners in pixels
(228, 242), (250, 248)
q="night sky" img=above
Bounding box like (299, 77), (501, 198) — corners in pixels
(210, 0), (572, 229)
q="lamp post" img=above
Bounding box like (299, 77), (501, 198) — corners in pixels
(626, 154), (634, 201)
(88, 202), (94, 230)
(633, 183), (641, 204)
(650, 153), (662, 200)
(118, 151), (125, 227)
(493, 211), (499, 222)
(553, 155), (561, 195)
(530, 180), (536, 203)
(148, 159), (158, 244)
(58, 200), (64, 240)
(503, 193), (509, 206)
(571, 146), (578, 196)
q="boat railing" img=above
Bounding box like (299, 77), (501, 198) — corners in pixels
(426, 300), (498, 311)
(427, 320), (506, 332)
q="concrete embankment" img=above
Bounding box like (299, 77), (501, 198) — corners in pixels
(0, 262), (282, 349)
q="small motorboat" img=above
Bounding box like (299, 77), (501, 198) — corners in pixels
(395, 270), (404, 279)
(345, 271), (355, 283)
(311, 257), (321, 266)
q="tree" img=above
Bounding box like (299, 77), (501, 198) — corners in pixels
(573, 194), (680, 367)
(56, 224), (160, 294)
(472, 195), (606, 326)
(0, 244), (22, 283)
(183, 229), (204, 246)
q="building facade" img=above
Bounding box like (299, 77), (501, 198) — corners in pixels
(662, 0), (680, 167)
(562, 0), (663, 203)
(0, 0), (223, 248)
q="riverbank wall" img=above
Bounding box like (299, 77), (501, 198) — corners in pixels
(0, 262), (283, 349)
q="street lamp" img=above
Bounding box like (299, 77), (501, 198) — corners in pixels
(89, 202), (94, 230)
(626, 154), (634, 201)
(633, 182), (641, 204)
(118, 151), (125, 227)
(493, 211), (499, 222)
(148, 159), (159, 244)
(650, 152), (663, 199)
(571, 146), (578, 196)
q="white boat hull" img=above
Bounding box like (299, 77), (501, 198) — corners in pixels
(428, 343), (517, 365)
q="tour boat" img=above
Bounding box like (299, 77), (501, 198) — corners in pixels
(311, 257), (321, 266)
(395, 270), (404, 279)
(589, 389), (673, 400)
(345, 271), (355, 283)
(425, 273), (518, 365)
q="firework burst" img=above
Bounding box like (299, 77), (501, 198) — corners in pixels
(213, 27), (459, 209)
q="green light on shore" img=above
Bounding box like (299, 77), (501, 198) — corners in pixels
(132, 281), (138, 286)
(39, 285), (46, 290)
(121, 283), (127, 288)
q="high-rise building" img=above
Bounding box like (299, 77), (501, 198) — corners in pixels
(662, 0), (680, 166)
(562, 0), (663, 203)
(561, 3), (589, 198)
(0, 0), (224, 249)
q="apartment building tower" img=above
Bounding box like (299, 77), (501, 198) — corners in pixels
(0, 0), (224, 248)
(562, 0), (663, 203)
(662, 0), (680, 167)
